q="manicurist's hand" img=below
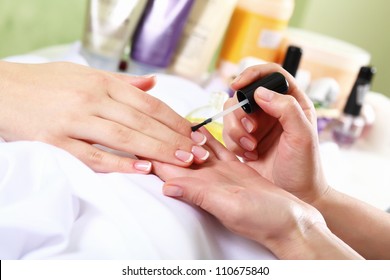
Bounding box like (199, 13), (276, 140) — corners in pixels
(153, 128), (362, 260)
(223, 63), (328, 203)
(0, 61), (209, 173)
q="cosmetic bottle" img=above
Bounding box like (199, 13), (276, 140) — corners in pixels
(282, 45), (302, 77)
(80, 0), (147, 71)
(331, 66), (376, 147)
(129, 0), (194, 75)
(169, 0), (238, 84)
(186, 91), (229, 144)
(218, 0), (295, 80)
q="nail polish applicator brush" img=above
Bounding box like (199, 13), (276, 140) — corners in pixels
(191, 72), (289, 131)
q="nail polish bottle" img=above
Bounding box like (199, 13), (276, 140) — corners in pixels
(332, 66), (376, 147)
(282, 45), (302, 77)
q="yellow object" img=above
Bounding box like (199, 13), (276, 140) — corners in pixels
(185, 91), (229, 145)
(219, 0), (294, 64)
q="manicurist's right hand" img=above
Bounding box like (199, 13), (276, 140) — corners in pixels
(222, 63), (328, 204)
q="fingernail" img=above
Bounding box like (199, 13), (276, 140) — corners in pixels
(241, 117), (254, 133)
(255, 87), (274, 101)
(134, 160), (152, 172)
(163, 185), (183, 197)
(239, 137), (256, 151)
(191, 145), (210, 161)
(244, 151), (258, 160)
(191, 131), (207, 145)
(175, 150), (194, 163)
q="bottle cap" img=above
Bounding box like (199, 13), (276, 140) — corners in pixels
(282, 45), (302, 77)
(236, 72), (289, 114)
(358, 66), (376, 83)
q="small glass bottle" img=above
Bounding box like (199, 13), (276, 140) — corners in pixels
(186, 91), (229, 144)
(332, 66), (376, 147)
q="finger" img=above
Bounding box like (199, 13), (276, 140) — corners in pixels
(231, 63), (296, 92)
(254, 87), (314, 143)
(222, 97), (259, 160)
(68, 116), (199, 167)
(106, 80), (192, 137)
(97, 99), (210, 163)
(162, 177), (242, 220)
(198, 126), (239, 162)
(256, 122), (283, 156)
(152, 161), (192, 182)
(231, 63), (315, 123)
(61, 139), (152, 173)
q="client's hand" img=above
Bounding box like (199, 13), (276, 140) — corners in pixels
(154, 128), (362, 260)
(0, 61), (209, 173)
(223, 63), (328, 204)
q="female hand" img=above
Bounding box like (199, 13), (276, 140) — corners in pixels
(0, 61), (209, 173)
(153, 128), (361, 259)
(223, 63), (328, 203)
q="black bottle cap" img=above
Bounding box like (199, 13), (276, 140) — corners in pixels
(282, 45), (302, 77)
(236, 72), (289, 114)
(343, 66), (376, 116)
(357, 66), (376, 83)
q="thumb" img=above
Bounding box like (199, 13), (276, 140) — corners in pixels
(163, 177), (209, 207)
(254, 87), (312, 136)
(163, 177), (228, 216)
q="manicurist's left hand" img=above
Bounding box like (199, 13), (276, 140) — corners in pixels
(222, 63), (328, 203)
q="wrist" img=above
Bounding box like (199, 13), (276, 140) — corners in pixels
(265, 216), (363, 259)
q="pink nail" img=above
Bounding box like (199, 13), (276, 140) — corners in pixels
(134, 161), (152, 172)
(191, 145), (210, 161)
(240, 137), (256, 151)
(163, 186), (184, 197)
(175, 150), (194, 163)
(191, 131), (207, 145)
(241, 117), (254, 133)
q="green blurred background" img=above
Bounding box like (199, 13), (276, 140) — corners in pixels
(0, 0), (389, 96)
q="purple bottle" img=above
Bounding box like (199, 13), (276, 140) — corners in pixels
(130, 0), (194, 73)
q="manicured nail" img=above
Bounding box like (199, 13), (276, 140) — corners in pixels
(175, 150), (194, 163)
(241, 117), (254, 133)
(134, 161), (152, 172)
(191, 131), (207, 145)
(255, 87), (274, 101)
(163, 186), (183, 197)
(244, 151), (258, 160)
(191, 145), (210, 161)
(239, 137), (256, 151)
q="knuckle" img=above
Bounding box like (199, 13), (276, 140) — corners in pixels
(113, 126), (134, 145)
(88, 149), (105, 165)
